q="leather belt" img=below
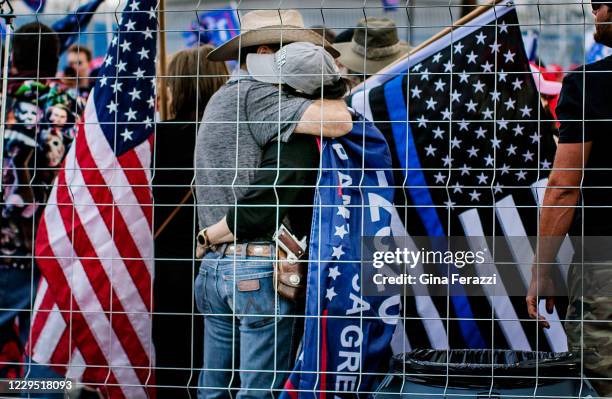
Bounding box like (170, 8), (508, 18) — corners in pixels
(219, 243), (278, 258)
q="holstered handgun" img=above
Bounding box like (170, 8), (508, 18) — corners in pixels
(273, 225), (307, 301)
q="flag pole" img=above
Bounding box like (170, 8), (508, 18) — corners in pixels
(158, 0), (168, 121)
(408, 0), (505, 55)
(354, 0), (505, 92)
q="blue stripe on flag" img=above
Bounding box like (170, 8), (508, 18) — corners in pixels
(383, 75), (486, 348)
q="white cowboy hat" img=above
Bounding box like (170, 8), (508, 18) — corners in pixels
(207, 9), (340, 61)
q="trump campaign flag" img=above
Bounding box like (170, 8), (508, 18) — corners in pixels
(586, 34), (612, 64)
(351, 0), (568, 352)
(29, 0), (157, 397)
(282, 113), (400, 399)
(52, 0), (105, 54)
(184, 7), (240, 48)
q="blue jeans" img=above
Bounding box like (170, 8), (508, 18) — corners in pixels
(195, 244), (302, 399)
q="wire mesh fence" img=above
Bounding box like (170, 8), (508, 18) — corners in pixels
(0, 0), (610, 398)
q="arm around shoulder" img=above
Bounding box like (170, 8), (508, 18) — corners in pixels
(295, 99), (353, 138)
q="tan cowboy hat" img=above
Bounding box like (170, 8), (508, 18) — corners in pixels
(335, 17), (410, 75)
(207, 9), (340, 61)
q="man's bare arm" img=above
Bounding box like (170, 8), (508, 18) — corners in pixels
(526, 141), (591, 327)
(295, 99), (353, 138)
(537, 141), (591, 264)
(206, 216), (234, 245)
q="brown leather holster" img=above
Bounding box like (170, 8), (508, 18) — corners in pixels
(275, 249), (307, 301)
(274, 226), (308, 301)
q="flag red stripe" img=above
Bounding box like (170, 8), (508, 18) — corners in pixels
(319, 310), (328, 399)
(28, 286), (55, 354)
(117, 150), (152, 228)
(49, 328), (70, 376)
(284, 378), (298, 399)
(53, 171), (151, 386)
(35, 213), (114, 386)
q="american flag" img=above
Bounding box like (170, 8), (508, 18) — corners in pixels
(29, 1), (157, 397)
(351, 1), (569, 352)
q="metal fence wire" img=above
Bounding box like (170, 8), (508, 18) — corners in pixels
(0, 0), (610, 398)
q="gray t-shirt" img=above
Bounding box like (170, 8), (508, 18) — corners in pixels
(195, 70), (312, 230)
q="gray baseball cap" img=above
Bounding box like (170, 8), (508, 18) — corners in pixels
(246, 41), (340, 95)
